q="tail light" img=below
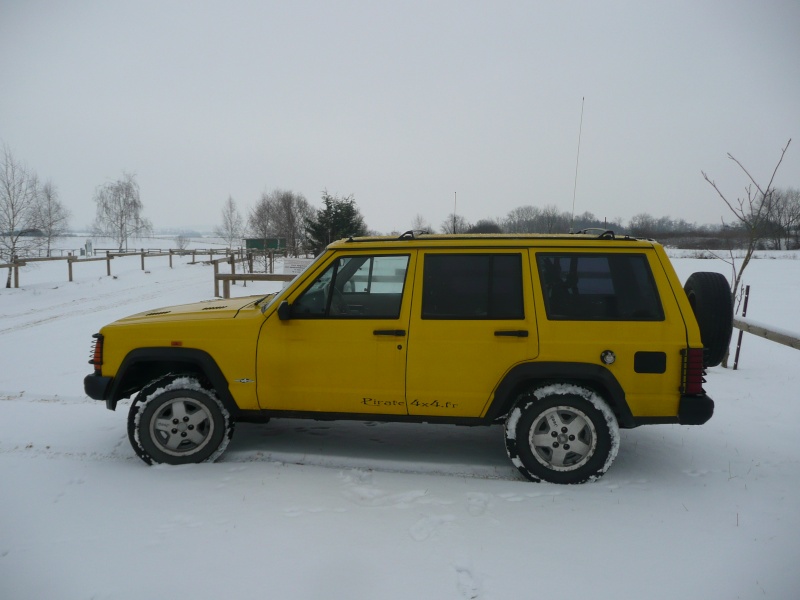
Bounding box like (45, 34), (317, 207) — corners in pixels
(89, 333), (104, 374)
(680, 348), (706, 395)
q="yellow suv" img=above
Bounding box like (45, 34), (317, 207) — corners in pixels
(84, 232), (732, 484)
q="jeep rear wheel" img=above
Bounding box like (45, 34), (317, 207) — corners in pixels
(129, 379), (233, 465)
(684, 272), (734, 367)
(505, 385), (620, 484)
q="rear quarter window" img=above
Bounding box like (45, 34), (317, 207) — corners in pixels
(536, 253), (664, 321)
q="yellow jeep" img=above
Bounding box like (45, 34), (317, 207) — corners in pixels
(85, 232), (732, 483)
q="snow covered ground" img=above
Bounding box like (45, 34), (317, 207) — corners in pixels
(1, 242), (799, 600)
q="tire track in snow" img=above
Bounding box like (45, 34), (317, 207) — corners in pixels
(0, 276), (203, 336)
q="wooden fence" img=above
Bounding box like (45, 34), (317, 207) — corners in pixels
(1, 255), (114, 287)
(2, 246), (302, 302)
(733, 317), (800, 351)
(1, 248), (255, 289)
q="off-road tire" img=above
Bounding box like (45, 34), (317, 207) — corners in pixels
(505, 385), (619, 484)
(127, 374), (181, 464)
(684, 272), (734, 367)
(129, 377), (233, 465)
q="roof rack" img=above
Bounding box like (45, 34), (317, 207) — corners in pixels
(575, 228), (616, 239)
(342, 230), (638, 243)
(397, 229), (434, 240)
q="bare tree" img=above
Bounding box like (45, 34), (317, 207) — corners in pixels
(702, 139), (791, 298)
(440, 213), (471, 234)
(214, 195), (244, 249)
(504, 206), (541, 233)
(540, 204), (568, 233)
(628, 213), (657, 238)
(764, 187), (800, 249)
(92, 173), (151, 251)
(36, 181), (71, 256)
(783, 188), (800, 249)
(174, 234), (190, 251)
(410, 213), (433, 233)
(1, 145), (43, 286)
(248, 189), (312, 257)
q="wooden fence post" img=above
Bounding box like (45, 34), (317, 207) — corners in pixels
(733, 285), (750, 370)
(213, 261), (220, 297)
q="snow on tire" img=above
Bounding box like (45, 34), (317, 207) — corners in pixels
(129, 376), (234, 465)
(504, 384), (620, 484)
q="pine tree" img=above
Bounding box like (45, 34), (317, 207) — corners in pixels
(305, 191), (368, 255)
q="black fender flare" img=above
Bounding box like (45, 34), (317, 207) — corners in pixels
(488, 361), (636, 429)
(105, 347), (236, 414)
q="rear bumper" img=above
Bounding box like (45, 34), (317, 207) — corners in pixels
(678, 394), (714, 425)
(84, 373), (115, 410)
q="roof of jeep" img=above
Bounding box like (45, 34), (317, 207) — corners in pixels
(327, 230), (658, 250)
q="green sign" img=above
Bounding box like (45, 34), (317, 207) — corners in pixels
(245, 238), (287, 250)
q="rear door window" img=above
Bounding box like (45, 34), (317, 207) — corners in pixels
(422, 253), (524, 319)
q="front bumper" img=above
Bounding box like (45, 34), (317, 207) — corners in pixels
(84, 373), (114, 409)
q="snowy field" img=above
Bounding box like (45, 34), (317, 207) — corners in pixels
(1, 240), (799, 600)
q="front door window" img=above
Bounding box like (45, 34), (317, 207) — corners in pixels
(291, 255), (409, 319)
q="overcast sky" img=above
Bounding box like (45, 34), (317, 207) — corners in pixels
(2, 0), (799, 234)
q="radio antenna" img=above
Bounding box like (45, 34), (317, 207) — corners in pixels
(570, 97), (585, 233)
(453, 191), (457, 233)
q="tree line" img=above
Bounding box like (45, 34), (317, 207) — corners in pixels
(4, 140), (797, 290)
(411, 192), (799, 251)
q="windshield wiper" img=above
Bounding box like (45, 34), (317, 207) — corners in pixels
(253, 293), (275, 307)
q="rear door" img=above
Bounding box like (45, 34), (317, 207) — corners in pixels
(405, 250), (538, 418)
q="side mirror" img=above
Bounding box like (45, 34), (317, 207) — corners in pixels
(277, 301), (292, 321)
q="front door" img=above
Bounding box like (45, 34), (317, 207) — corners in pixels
(257, 252), (414, 415)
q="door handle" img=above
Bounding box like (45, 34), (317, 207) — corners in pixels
(494, 330), (529, 337)
(373, 329), (406, 336)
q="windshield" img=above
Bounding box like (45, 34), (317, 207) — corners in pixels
(258, 254), (326, 311)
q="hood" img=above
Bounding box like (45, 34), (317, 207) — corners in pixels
(113, 295), (269, 325)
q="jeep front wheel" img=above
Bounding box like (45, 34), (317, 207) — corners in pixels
(504, 385), (620, 484)
(130, 380), (233, 465)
